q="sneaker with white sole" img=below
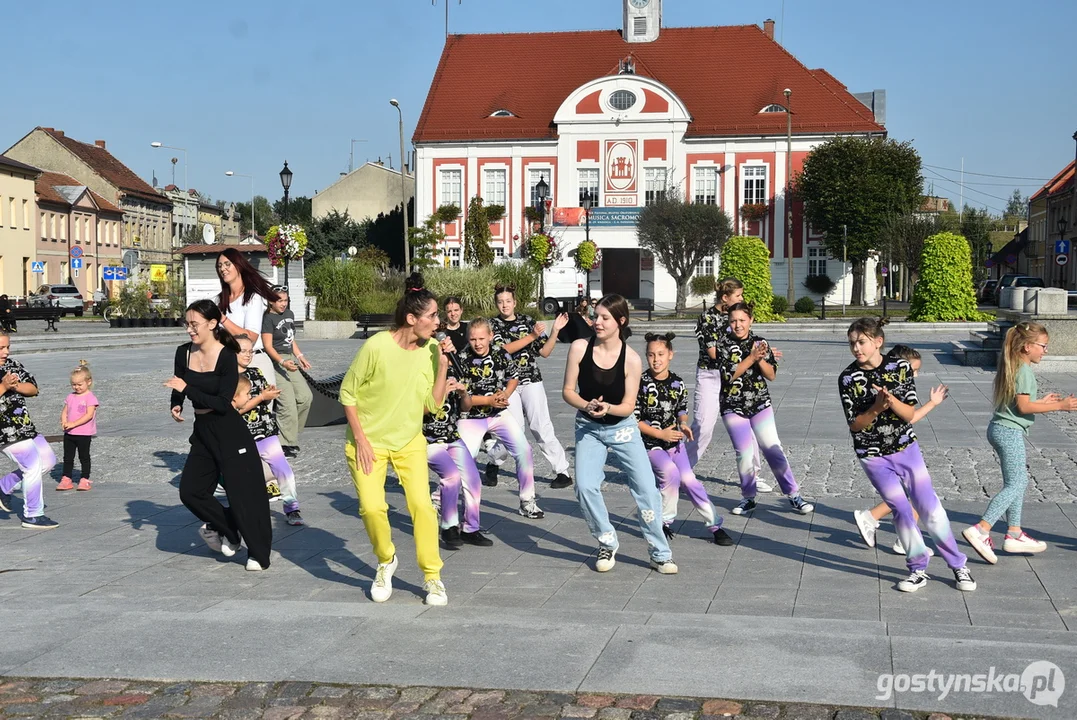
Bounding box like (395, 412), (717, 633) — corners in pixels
(961, 525), (998, 565)
(732, 498), (757, 516)
(853, 509), (879, 548)
(423, 578), (448, 606)
(220, 535), (242, 558)
(897, 570), (929, 593)
(789, 494), (814, 515)
(1003, 531), (1047, 555)
(198, 523), (223, 553)
(756, 480), (774, 493)
(245, 558), (267, 572)
(595, 547), (617, 572)
(649, 558), (679, 574)
(21, 515), (58, 529)
(892, 539), (934, 557)
(519, 498), (545, 519)
(370, 555), (399, 602)
(285, 510), (304, 526)
(953, 566), (977, 591)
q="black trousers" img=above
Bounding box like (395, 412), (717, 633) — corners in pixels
(179, 411), (272, 568)
(62, 434), (92, 478)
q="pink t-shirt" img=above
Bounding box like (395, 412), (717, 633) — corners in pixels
(64, 391), (99, 436)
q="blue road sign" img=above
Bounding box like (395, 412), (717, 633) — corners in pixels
(115, 266), (128, 280)
(70, 246), (84, 259)
(31, 261), (44, 274)
(1055, 240), (1070, 255)
(103, 267), (115, 280)
(70, 258), (83, 270)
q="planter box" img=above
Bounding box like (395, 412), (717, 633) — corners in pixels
(303, 320), (360, 339)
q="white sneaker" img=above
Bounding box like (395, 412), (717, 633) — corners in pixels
(220, 535), (242, 558)
(756, 480), (774, 493)
(897, 570), (929, 593)
(853, 510), (879, 548)
(595, 547), (617, 572)
(649, 558), (679, 574)
(892, 539), (934, 557)
(245, 558), (266, 572)
(198, 524), (223, 553)
(423, 578), (448, 606)
(961, 525), (998, 565)
(1003, 532), (1047, 555)
(370, 555), (399, 602)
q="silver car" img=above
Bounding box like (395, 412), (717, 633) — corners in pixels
(29, 284), (85, 316)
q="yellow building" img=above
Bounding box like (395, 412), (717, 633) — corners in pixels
(0, 155), (39, 299)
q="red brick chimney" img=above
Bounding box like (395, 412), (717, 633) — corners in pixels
(94, 140), (106, 149)
(55, 129), (65, 137)
(763, 18), (775, 40)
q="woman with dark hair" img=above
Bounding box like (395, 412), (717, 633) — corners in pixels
(562, 294), (676, 575)
(340, 273), (453, 606)
(216, 247), (280, 384)
(164, 299), (272, 571)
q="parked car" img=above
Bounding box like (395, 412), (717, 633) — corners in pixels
(978, 279), (998, 303)
(993, 275), (1045, 306)
(28, 284), (84, 316)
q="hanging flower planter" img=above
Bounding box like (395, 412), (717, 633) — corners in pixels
(526, 234), (561, 270)
(575, 239), (601, 272)
(740, 203), (769, 222)
(265, 224), (309, 268)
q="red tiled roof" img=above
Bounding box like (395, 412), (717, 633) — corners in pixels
(34, 171), (123, 214)
(1030, 160), (1075, 202)
(39, 127), (169, 206)
(179, 243), (268, 255)
(414, 25), (884, 143)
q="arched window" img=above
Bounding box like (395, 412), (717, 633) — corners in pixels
(760, 103), (787, 113)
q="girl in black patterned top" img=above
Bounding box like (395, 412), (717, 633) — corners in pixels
(719, 303), (813, 517)
(636, 333), (732, 546)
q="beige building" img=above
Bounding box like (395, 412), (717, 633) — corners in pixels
(312, 161), (414, 222)
(4, 127), (174, 279)
(221, 204), (241, 243)
(0, 155), (38, 299)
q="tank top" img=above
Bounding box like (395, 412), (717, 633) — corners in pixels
(577, 336), (627, 425)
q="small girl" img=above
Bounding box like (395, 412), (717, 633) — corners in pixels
(635, 332), (732, 546)
(852, 345), (948, 554)
(234, 335), (303, 525)
(719, 303), (812, 516)
(962, 322), (1077, 563)
(0, 331), (58, 528)
(839, 317), (974, 593)
(58, 360), (98, 491)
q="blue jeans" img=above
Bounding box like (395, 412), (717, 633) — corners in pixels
(573, 414), (672, 562)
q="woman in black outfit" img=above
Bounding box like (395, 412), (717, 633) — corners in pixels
(164, 299), (272, 571)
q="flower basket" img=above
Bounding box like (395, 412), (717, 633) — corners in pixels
(526, 234), (561, 270)
(265, 224), (309, 268)
(740, 203), (769, 223)
(575, 239), (601, 272)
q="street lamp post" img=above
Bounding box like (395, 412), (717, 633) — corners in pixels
(224, 171), (254, 240)
(151, 141), (189, 283)
(279, 161), (293, 290)
(784, 89), (794, 306)
(842, 224), (847, 317)
(582, 190), (593, 298)
(1058, 217), (1070, 289)
(535, 175), (550, 301)
(389, 99), (410, 274)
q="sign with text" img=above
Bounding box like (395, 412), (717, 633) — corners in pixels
(605, 140), (637, 194)
(150, 264), (168, 282)
(552, 207), (641, 227)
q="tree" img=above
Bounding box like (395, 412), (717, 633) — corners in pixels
(409, 215), (447, 271)
(717, 236), (780, 321)
(908, 232), (989, 322)
(879, 212), (940, 300)
(179, 224), (205, 245)
(305, 209), (367, 261)
(234, 196), (278, 237)
(636, 189), (733, 313)
(960, 206), (994, 284)
(795, 137), (923, 305)
(464, 196), (494, 267)
(274, 196), (313, 225)
(1004, 189), (1028, 220)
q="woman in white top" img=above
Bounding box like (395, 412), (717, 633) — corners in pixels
(216, 247), (280, 384)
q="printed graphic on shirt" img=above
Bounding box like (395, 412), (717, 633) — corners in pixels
(635, 370), (690, 450)
(838, 357), (918, 458)
(694, 306), (728, 370)
(242, 367), (279, 440)
(263, 310), (295, 353)
(459, 346), (517, 418)
(0, 359), (38, 445)
(718, 332), (777, 418)
(491, 315), (543, 385)
(423, 365), (462, 444)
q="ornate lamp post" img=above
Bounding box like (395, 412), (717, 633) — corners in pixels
(279, 161), (293, 288)
(582, 189), (593, 298)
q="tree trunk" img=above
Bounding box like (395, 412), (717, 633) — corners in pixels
(675, 278), (688, 316)
(851, 259), (866, 307)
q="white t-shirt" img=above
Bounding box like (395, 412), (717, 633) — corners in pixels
(225, 292), (268, 350)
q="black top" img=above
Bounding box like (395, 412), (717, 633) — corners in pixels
(458, 346), (517, 419)
(558, 313), (595, 344)
(718, 331), (778, 418)
(492, 314), (545, 385)
(695, 306), (727, 370)
(838, 356), (919, 458)
(0, 359), (38, 447)
(634, 370), (690, 450)
(423, 363), (462, 444)
(577, 337), (627, 425)
(443, 323), (469, 354)
(171, 342), (241, 415)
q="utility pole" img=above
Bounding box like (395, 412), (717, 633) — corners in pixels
(433, 0), (461, 38)
(348, 139), (367, 174)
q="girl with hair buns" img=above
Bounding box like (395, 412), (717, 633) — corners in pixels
(165, 299), (273, 571)
(838, 316), (975, 594)
(340, 273), (454, 606)
(961, 322), (1077, 564)
(57, 360), (98, 491)
(636, 332), (732, 546)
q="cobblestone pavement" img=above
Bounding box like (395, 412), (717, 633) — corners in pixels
(0, 678), (1015, 720)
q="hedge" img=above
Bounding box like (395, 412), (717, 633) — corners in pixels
(908, 232), (993, 322)
(717, 236), (781, 321)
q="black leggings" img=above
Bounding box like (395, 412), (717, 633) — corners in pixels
(178, 411), (272, 567)
(62, 434), (92, 478)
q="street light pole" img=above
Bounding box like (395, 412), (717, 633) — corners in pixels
(279, 161), (293, 290)
(783, 89), (794, 306)
(225, 171), (254, 240)
(1058, 217), (1070, 289)
(151, 141), (189, 283)
(583, 190), (593, 298)
(390, 99), (410, 274)
(842, 224), (847, 317)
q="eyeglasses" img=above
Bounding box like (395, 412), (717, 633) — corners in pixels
(1033, 342), (1048, 351)
(182, 321), (205, 331)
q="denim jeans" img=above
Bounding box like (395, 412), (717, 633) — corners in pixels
(573, 414), (672, 562)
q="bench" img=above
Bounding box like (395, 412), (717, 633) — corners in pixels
(355, 314), (393, 339)
(4, 307), (62, 333)
(633, 297), (655, 322)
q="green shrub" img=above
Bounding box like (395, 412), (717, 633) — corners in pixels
(794, 296), (816, 313)
(690, 275), (716, 298)
(771, 294), (789, 314)
(908, 232), (993, 322)
(305, 257), (378, 313)
(315, 306), (352, 321)
(717, 236), (781, 321)
(357, 290), (400, 315)
(423, 263), (539, 317)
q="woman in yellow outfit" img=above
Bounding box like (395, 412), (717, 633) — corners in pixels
(340, 273), (452, 605)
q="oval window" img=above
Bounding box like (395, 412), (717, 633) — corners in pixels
(609, 89), (637, 111)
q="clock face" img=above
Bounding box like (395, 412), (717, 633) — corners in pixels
(629, 0), (649, 8)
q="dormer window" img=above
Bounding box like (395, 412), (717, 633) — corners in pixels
(761, 103), (787, 113)
(609, 90), (637, 111)
(490, 109), (515, 118)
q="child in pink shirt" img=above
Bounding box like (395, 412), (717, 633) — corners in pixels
(58, 360), (98, 491)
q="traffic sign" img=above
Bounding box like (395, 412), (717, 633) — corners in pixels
(103, 266), (127, 281)
(1056, 254), (1069, 267)
(30, 261), (44, 274)
(73, 268), (79, 278)
(115, 266), (128, 280)
(1056, 240), (1070, 255)
(70, 258), (83, 270)
(69, 246), (84, 259)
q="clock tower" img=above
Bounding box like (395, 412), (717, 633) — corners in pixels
(623, 0), (661, 43)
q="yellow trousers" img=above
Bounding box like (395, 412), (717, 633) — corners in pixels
(345, 433), (443, 580)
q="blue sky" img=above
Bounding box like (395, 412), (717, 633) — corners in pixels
(5, 0), (1075, 215)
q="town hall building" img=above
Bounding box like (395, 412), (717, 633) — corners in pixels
(413, 0), (886, 307)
